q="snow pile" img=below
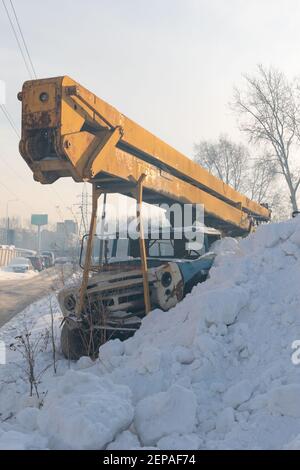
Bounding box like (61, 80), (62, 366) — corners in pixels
(37, 370), (133, 450)
(1, 217), (300, 448)
(134, 384), (197, 446)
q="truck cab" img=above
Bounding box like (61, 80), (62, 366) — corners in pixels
(58, 225), (221, 359)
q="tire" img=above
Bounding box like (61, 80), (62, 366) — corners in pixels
(60, 322), (101, 360)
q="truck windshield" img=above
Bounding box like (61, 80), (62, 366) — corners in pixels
(148, 239), (174, 257)
(80, 228), (220, 268)
(80, 235), (130, 268)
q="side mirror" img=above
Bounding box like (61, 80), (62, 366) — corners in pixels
(79, 234), (88, 269)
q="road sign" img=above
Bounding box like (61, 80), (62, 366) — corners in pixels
(31, 214), (48, 226)
(31, 214), (48, 254)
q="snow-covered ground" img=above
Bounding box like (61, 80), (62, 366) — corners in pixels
(1, 217), (300, 449)
(0, 268), (38, 281)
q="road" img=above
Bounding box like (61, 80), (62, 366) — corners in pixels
(0, 266), (72, 328)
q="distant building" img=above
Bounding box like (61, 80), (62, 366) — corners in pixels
(64, 219), (78, 236)
(41, 229), (57, 251)
(0, 218), (79, 256)
(56, 222), (65, 236)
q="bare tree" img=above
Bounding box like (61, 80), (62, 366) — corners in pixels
(246, 153), (277, 203)
(233, 65), (300, 211)
(194, 135), (277, 208)
(194, 135), (249, 192)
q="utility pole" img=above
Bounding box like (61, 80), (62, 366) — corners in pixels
(74, 183), (92, 238)
(31, 214), (48, 254)
(37, 224), (41, 254)
(6, 199), (18, 244)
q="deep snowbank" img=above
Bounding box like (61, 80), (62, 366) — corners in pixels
(1, 217), (300, 449)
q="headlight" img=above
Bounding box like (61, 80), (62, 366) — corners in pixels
(39, 92), (49, 102)
(64, 294), (76, 311)
(161, 271), (172, 287)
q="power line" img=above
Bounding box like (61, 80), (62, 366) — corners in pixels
(0, 152), (29, 183)
(67, 206), (80, 226)
(51, 185), (70, 207)
(74, 183), (92, 237)
(0, 104), (20, 138)
(0, 94), (67, 216)
(0, 179), (18, 197)
(1, 1), (71, 220)
(1, 0), (33, 79)
(0, 152), (73, 217)
(49, 185), (79, 219)
(9, 0), (37, 79)
(0, 178), (33, 211)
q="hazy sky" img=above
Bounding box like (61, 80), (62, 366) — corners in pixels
(1, 0), (300, 223)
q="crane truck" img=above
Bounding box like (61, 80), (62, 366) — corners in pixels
(17, 76), (271, 359)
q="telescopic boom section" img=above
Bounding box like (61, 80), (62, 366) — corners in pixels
(18, 76), (271, 236)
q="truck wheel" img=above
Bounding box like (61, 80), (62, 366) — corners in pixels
(60, 322), (101, 360)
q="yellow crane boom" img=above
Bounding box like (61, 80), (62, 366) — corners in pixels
(18, 76), (271, 235)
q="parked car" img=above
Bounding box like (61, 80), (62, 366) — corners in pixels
(55, 256), (69, 265)
(41, 251), (55, 267)
(41, 254), (52, 269)
(7, 257), (34, 273)
(26, 255), (44, 272)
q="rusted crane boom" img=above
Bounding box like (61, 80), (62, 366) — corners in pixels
(18, 76), (271, 235)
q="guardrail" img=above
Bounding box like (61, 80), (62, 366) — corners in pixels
(15, 247), (36, 257)
(0, 246), (36, 267)
(0, 245), (16, 267)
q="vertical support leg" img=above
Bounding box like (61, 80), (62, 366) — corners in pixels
(76, 184), (101, 318)
(137, 174), (151, 314)
(98, 192), (107, 266)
